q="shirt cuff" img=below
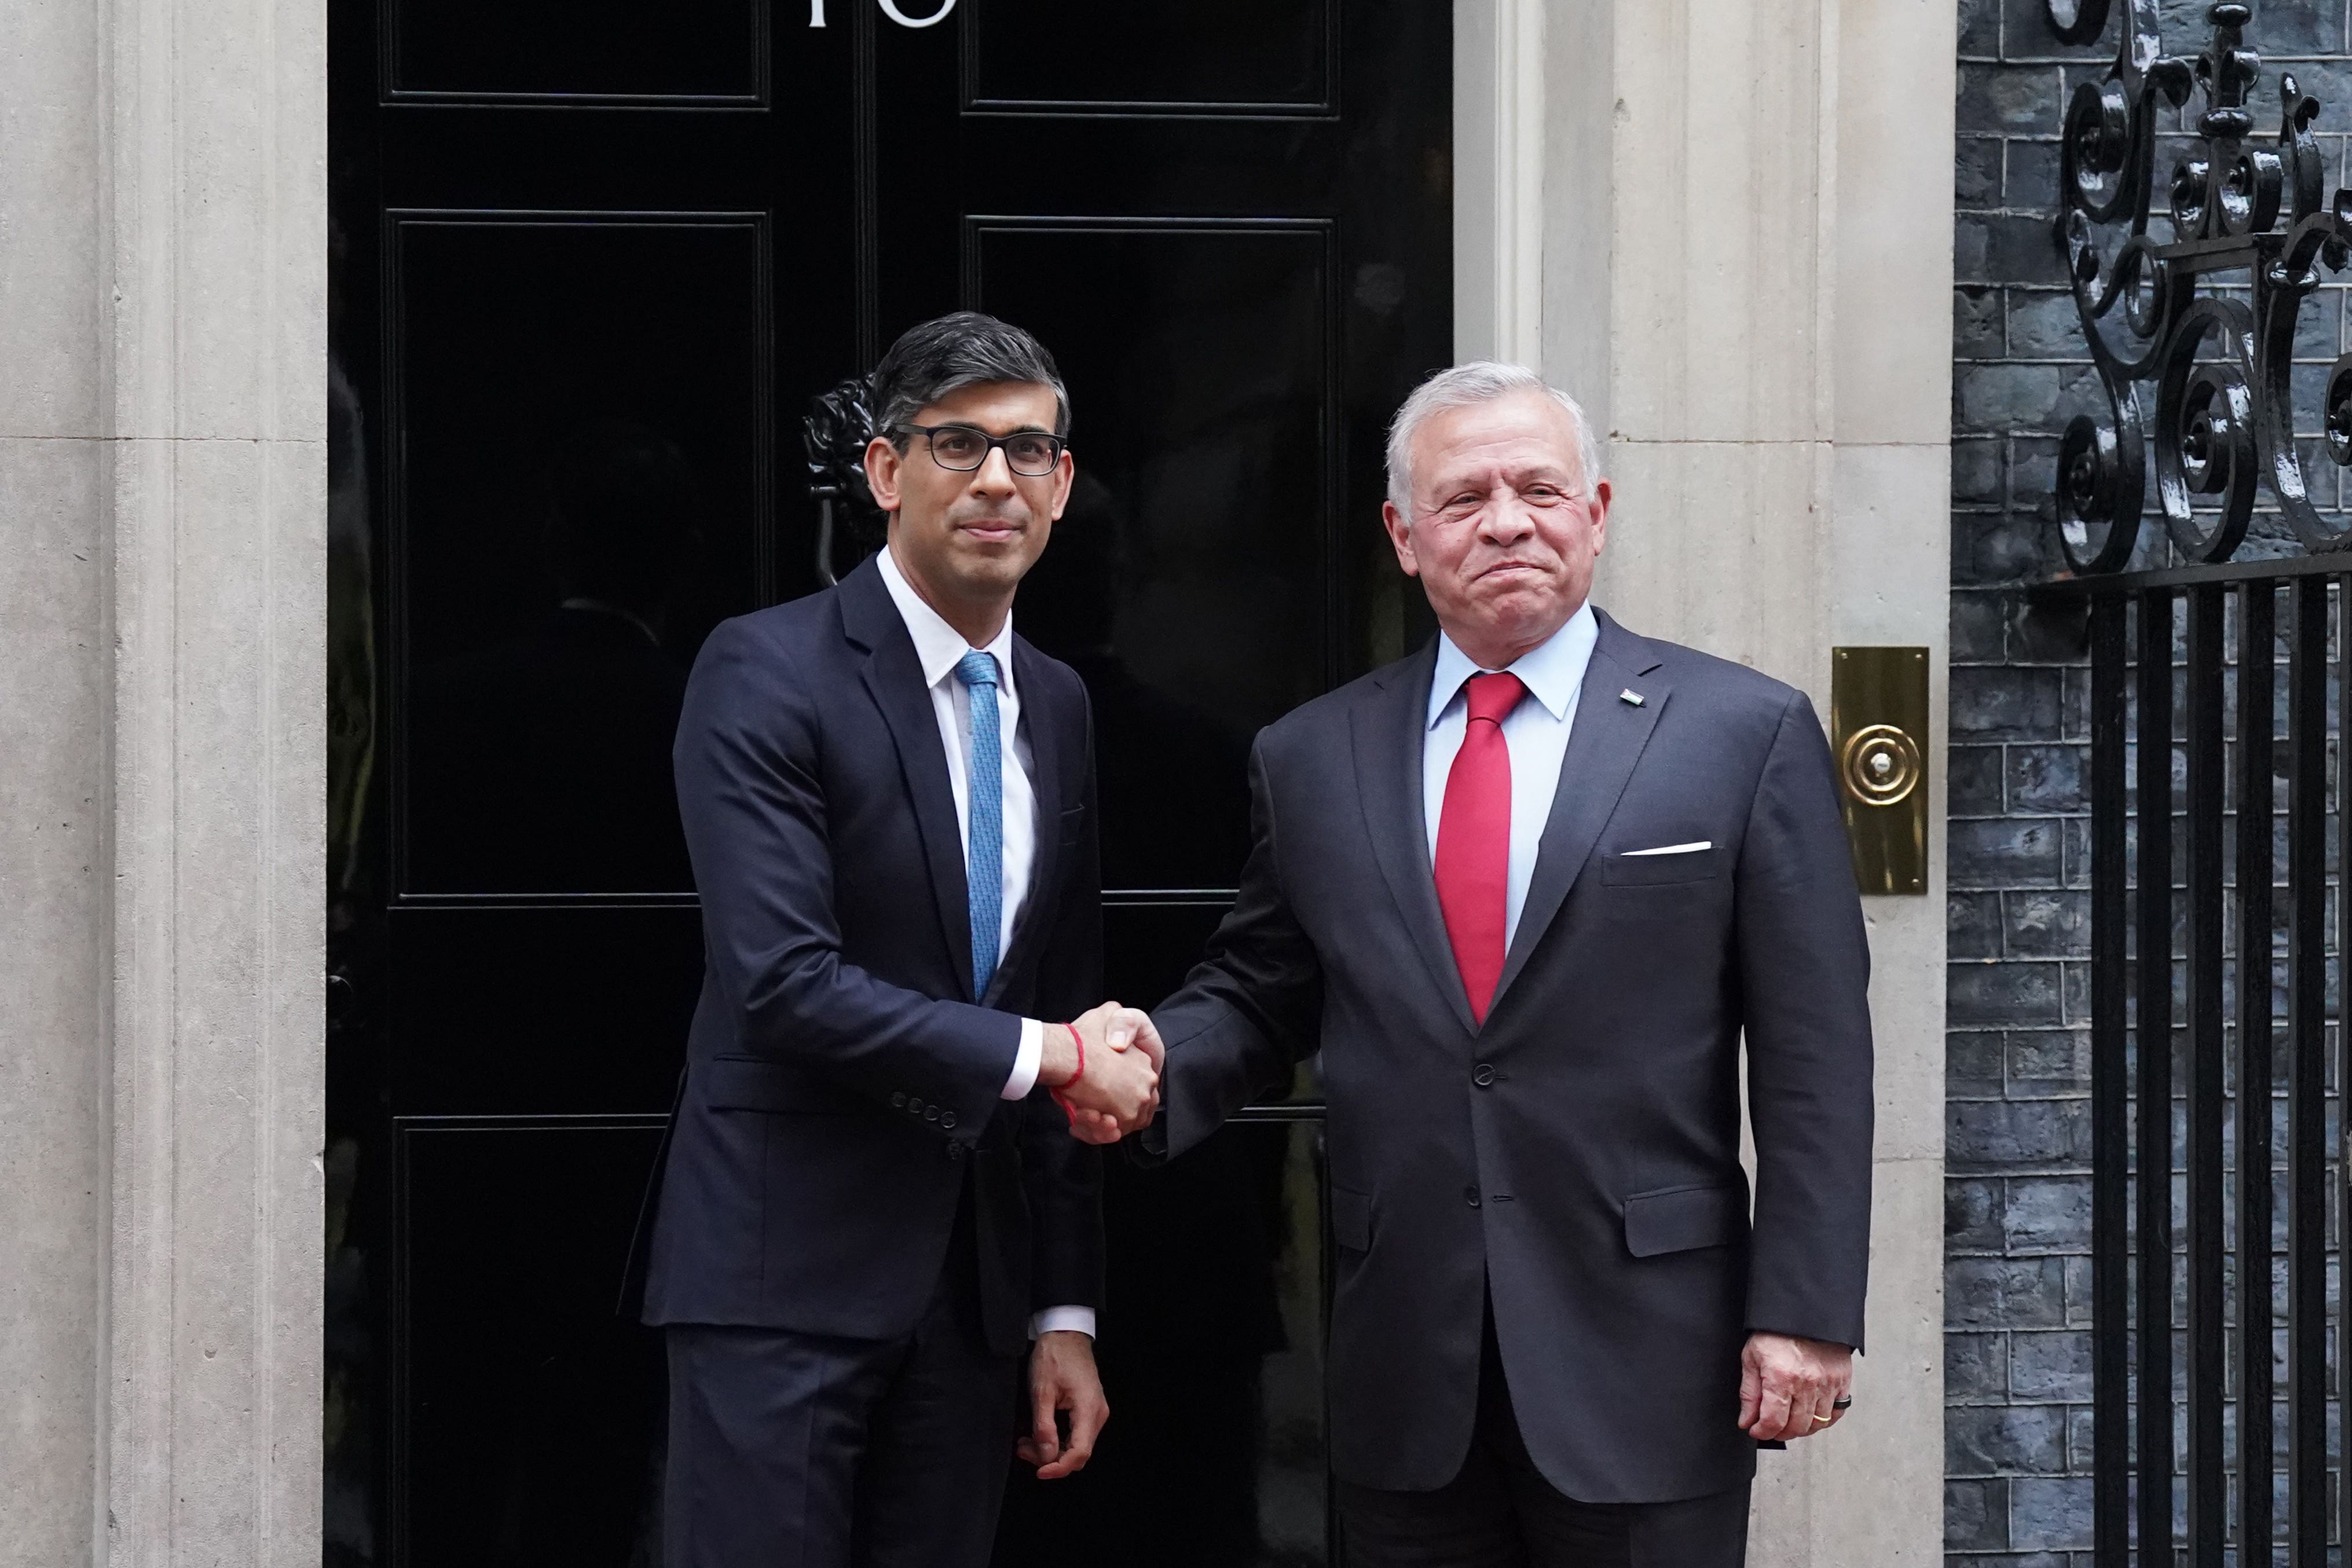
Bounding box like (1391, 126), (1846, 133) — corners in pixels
(1029, 1306), (1097, 1340)
(1002, 1017), (1044, 1100)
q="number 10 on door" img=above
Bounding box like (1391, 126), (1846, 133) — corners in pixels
(810, 0), (957, 26)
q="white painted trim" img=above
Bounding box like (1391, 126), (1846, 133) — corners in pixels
(1453, 0), (1546, 367)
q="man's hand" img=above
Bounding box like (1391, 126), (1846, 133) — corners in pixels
(1060, 1004), (1165, 1145)
(1738, 1331), (1853, 1442)
(1018, 1330), (1108, 1480)
(1100, 1005), (1164, 1074)
(1041, 1002), (1159, 1138)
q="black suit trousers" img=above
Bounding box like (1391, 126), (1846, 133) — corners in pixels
(1336, 1299), (1752, 1568)
(661, 1184), (1020, 1568)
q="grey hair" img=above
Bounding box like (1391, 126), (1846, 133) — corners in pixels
(872, 311), (1072, 446)
(1384, 361), (1602, 513)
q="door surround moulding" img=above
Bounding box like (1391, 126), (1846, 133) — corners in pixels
(1452, 0), (1614, 455)
(1452, 0), (1547, 370)
(98, 0), (329, 1562)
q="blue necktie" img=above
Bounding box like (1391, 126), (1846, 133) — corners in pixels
(955, 651), (1003, 999)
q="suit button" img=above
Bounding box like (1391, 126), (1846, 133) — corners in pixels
(891, 1092), (907, 1109)
(946, 1141), (965, 1160)
(925, 1106), (940, 1122)
(1465, 1187), (1482, 1208)
(940, 1111), (958, 1129)
(1472, 1064), (1497, 1087)
(908, 1098), (925, 1116)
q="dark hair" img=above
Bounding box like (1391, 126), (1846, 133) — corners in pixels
(870, 312), (1071, 448)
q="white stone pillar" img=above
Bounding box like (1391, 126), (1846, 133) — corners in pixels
(0, 3), (111, 1559)
(0, 0), (327, 1561)
(1457, 0), (1953, 1558)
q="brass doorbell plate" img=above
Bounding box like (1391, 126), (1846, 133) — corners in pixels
(1831, 647), (1930, 895)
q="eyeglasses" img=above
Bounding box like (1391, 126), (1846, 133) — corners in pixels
(900, 423), (1068, 477)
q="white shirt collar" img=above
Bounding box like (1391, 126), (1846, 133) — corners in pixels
(1427, 601), (1599, 730)
(876, 544), (1019, 697)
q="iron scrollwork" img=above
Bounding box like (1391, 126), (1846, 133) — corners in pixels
(2049, 0), (2352, 571)
(803, 373), (888, 586)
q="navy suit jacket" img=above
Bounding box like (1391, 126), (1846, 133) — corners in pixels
(633, 555), (1105, 1354)
(1144, 611), (1873, 1503)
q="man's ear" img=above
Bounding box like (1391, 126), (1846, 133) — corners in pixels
(1381, 500), (1421, 578)
(863, 435), (903, 510)
(1588, 478), (1611, 558)
(1048, 448), (1074, 522)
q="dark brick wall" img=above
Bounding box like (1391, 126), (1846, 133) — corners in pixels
(1950, 1), (2350, 1563)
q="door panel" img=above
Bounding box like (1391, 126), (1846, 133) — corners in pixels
(977, 221), (1337, 724)
(386, 908), (704, 1113)
(387, 0), (768, 102)
(397, 1119), (669, 1564)
(986, 220), (1335, 893)
(392, 215), (768, 895)
(329, 3), (1447, 1562)
(963, 0), (1332, 113)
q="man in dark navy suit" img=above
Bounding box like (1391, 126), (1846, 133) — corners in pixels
(636, 313), (1162, 1568)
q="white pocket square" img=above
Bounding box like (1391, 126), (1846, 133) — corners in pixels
(1621, 841), (1712, 857)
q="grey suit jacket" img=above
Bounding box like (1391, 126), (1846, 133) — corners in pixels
(1145, 609), (1873, 1504)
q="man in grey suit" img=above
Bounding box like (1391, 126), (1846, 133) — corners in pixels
(1086, 362), (1873, 1565)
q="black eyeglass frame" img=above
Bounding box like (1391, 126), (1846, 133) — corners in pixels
(897, 422), (1070, 477)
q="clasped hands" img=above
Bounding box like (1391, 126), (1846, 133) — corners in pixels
(1039, 1002), (1164, 1143)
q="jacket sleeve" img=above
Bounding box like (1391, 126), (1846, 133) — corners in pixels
(1021, 686), (1106, 1314)
(1735, 691), (1876, 1350)
(673, 617), (1021, 1138)
(1142, 734), (1325, 1163)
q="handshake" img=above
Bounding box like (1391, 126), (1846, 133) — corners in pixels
(1037, 1002), (1166, 1145)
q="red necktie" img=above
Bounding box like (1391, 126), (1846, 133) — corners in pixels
(1434, 671), (1525, 1024)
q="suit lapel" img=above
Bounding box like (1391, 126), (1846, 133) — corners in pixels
(840, 559), (977, 1002)
(985, 636), (1064, 1009)
(1489, 614), (1669, 1012)
(1353, 640), (1479, 1035)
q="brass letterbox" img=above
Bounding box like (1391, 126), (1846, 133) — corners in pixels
(1830, 647), (1930, 895)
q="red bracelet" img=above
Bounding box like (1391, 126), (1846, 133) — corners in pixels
(1050, 1022), (1085, 1127)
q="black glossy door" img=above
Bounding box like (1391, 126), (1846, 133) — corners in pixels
(326, 5), (1449, 1565)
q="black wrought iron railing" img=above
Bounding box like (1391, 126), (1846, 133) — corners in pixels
(2046, 0), (2352, 576)
(2039, 1), (2352, 1562)
(2056, 566), (2336, 1565)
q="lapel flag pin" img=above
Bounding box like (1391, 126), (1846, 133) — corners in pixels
(1620, 688), (1645, 706)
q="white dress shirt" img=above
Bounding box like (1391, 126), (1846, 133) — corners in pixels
(1423, 603), (1600, 949)
(877, 547), (1093, 1340)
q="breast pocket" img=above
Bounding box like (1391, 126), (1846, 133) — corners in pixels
(1600, 845), (1724, 886)
(1058, 804), (1086, 847)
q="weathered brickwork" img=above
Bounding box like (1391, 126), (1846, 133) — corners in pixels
(1950, 1), (2351, 1563)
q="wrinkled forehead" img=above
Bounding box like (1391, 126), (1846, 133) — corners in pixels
(1412, 393), (1586, 497)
